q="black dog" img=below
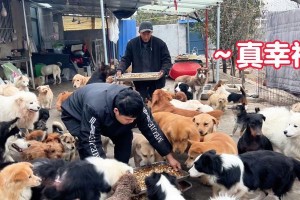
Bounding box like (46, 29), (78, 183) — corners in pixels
(86, 62), (116, 84)
(237, 113), (273, 154)
(34, 108), (50, 131)
(227, 86), (247, 104)
(174, 82), (193, 100)
(145, 172), (184, 200)
(231, 104), (260, 136)
(0, 117), (20, 162)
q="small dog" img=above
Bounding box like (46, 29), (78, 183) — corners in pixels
(56, 91), (73, 111)
(131, 132), (156, 167)
(185, 132), (238, 168)
(0, 162), (41, 200)
(107, 173), (141, 200)
(208, 92), (228, 111)
(175, 67), (209, 99)
(37, 85), (53, 109)
(231, 105), (260, 136)
(145, 172), (185, 200)
(72, 74), (90, 88)
(4, 131), (30, 162)
(60, 132), (77, 161)
(174, 82), (193, 100)
(33, 108), (50, 131)
(41, 62), (62, 84)
(0, 84), (19, 96)
(14, 75), (30, 91)
(237, 113), (273, 154)
(87, 62), (116, 84)
(227, 86), (247, 104)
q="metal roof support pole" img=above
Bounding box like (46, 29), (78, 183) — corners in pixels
(205, 9), (208, 68)
(22, 0), (35, 89)
(216, 2), (221, 82)
(100, 0), (108, 65)
(187, 16), (190, 54)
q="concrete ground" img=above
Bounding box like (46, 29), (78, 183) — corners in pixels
(44, 76), (273, 200)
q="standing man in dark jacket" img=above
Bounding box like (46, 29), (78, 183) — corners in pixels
(61, 83), (181, 170)
(117, 21), (172, 101)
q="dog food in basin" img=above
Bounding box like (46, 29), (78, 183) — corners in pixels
(116, 72), (161, 81)
(133, 161), (189, 191)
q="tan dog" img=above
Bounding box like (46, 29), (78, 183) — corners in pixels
(175, 68), (209, 99)
(37, 85), (53, 109)
(0, 162), (41, 200)
(60, 132), (77, 161)
(14, 75), (30, 91)
(153, 112), (200, 154)
(72, 74), (90, 88)
(131, 132), (163, 167)
(0, 84), (19, 96)
(208, 93), (228, 111)
(56, 91), (73, 111)
(185, 132), (238, 168)
(150, 89), (224, 120)
(192, 113), (219, 140)
(41, 62), (62, 84)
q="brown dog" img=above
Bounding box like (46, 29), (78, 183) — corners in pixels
(72, 74), (90, 88)
(56, 91), (73, 111)
(185, 132), (238, 168)
(192, 113), (219, 139)
(175, 67), (209, 99)
(150, 89), (223, 120)
(0, 162), (41, 199)
(153, 112), (200, 154)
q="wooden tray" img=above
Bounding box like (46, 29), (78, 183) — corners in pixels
(133, 161), (190, 195)
(116, 72), (161, 81)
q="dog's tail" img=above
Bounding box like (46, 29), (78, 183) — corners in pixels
(292, 159), (300, 180)
(57, 62), (62, 67)
(52, 121), (64, 134)
(240, 86), (246, 97)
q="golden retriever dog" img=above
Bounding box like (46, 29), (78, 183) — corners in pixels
(41, 62), (62, 84)
(56, 91), (73, 111)
(60, 132), (77, 161)
(0, 91), (40, 129)
(153, 112), (200, 154)
(0, 84), (19, 96)
(192, 113), (219, 139)
(14, 75), (30, 91)
(72, 74), (90, 88)
(150, 89), (223, 120)
(185, 132), (238, 168)
(0, 162), (41, 200)
(291, 102), (300, 112)
(22, 140), (64, 161)
(131, 132), (163, 167)
(37, 85), (53, 109)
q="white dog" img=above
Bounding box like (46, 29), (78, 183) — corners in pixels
(37, 85), (53, 109)
(4, 133), (30, 162)
(0, 91), (40, 129)
(170, 99), (214, 112)
(41, 62), (62, 84)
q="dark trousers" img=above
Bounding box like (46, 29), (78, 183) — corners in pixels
(61, 110), (133, 163)
(134, 80), (158, 101)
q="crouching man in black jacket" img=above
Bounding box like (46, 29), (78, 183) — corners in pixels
(61, 83), (181, 170)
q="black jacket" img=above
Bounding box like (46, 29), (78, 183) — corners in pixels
(117, 36), (172, 88)
(61, 83), (172, 158)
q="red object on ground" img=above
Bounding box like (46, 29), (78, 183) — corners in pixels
(169, 61), (202, 80)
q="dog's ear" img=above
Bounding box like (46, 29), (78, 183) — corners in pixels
(13, 170), (28, 182)
(45, 85), (50, 88)
(197, 68), (201, 72)
(206, 149), (217, 155)
(36, 86), (40, 90)
(260, 114), (266, 121)
(211, 117), (219, 126)
(16, 97), (24, 105)
(59, 135), (67, 142)
(192, 117), (196, 123)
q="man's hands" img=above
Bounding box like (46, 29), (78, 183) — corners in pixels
(166, 153), (181, 171)
(158, 70), (164, 78)
(116, 70), (122, 77)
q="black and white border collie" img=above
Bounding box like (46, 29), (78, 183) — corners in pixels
(175, 82), (193, 100)
(189, 150), (300, 199)
(32, 156), (133, 200)
(145, 172), (185, 200)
